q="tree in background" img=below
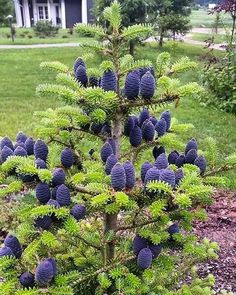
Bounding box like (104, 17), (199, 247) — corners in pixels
(0, 0), (13, 25)
(213, 0), (236, 46)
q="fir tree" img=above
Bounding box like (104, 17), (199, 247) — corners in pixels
(0, 2), (236, 295)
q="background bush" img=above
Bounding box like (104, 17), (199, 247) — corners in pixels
(33, 20), (59, 37)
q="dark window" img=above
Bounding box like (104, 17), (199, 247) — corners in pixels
(36, 0), (47, 3)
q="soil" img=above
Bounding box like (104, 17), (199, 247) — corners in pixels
(193, 190), (236, 294)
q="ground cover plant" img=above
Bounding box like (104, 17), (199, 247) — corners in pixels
(0, 2), (236, 294)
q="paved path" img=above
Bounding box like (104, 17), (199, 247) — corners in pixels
(0, 42), (81, 49)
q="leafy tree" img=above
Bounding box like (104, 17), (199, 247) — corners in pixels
(0, 0), (13, 25)
(0, 2), (236, 295)
(213, 0), (236, 46)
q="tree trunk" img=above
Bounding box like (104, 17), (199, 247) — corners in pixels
(230, 15), (236, 48)
(129, 40), (135, 56)
(159, 29), (164, 47)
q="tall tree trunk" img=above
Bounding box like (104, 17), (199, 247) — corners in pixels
(230, 14), (236, 48)
(159, 28), (164, 47)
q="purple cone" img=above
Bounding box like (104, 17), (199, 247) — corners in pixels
(13, 146), (27, 157)
(0, 137), (13, 150)
(4, 235), (22, 259)
(52, 168), (66, 187)
(16, 131), (27, 143)
(123, 161), (136, 189)
(125, 71), (140, 100)
(35, 259), (54, 286)
(124, 116), (135, 136)
(140, 71), (155, 100)
(194, 155), (207, 174)
(25, 137), (35, 155)
(145, 167), (160, 183)
(141, 161), (153, 183)
(185, 138), (198, 155)
(168, 151), (179, 165)
(105, 154), (118, 175)
(14, 141), (26, 150)
(139, 108), (150, 126)
(137, 248), (153, 269)
(129, 125), (142, 147)
(100, 142), (113, 163)
(159, 169), (175, 187)
(61, 148), (74, 168)
(71, 204), (86, 221)
(149, 243), (162, 258)
(160, 111), (171, 131)
(133, 235), (148, 255)
(35, 216), (52, 230)
(153, 146), (165, 160)
(1, 146), (13, 162)
(101, 70), (117, 92)
(74, 57), (85, 74)
(154, 153), (168, 170)
(111, 163), (126, 191)
(142, 121), (155, 142)
(175, 154), (186, 168)
(35, 158), (47, 169)
(19, 272), (35, 288)
(150, 116), (158, 126)
(75, 65), (88, 87)
(155, 118), (167, 137)
(107, 138), (116, 154)
(56, 184), (71, 206)
(0, 246), (14, 257)
(168, 223), (180, 235)
(34, 140), (48, 162)
(185, 149), (198, 164)
(175, 169), (184, 186)
(35, 182), (51, 204)
(47, 199), (60, 208)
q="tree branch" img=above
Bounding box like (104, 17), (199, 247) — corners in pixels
(115, 217), (160, 232)
(120, 94), (179, 112)
(75, 185), (98, 196)
(203, 165), (234, 177)
(74, 233), (101, 251)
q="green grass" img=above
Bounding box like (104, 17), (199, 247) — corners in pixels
(0, 27), (90, 45)
(190, 9), (233, 28)
(191, 32), (235, 44)
(0, 42), (235, 187)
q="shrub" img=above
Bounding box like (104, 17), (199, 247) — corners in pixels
(33, 20), (59, 37)
(200, 51), (236, 114)
(0, 2), (235, 294)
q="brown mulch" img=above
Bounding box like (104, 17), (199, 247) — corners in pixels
(193, 190), (236, 294)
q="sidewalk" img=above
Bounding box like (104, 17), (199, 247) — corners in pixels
(0, 42), (81, 49)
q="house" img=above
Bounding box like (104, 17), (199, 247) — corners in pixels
(13, 0), (94, 29)
(208, 3), (216, 9)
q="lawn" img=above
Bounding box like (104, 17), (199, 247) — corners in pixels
(190, 9), (233, 28)
(191, 32), (235, 44)
(0, 42), (235, 187)
(0, 27), (90, 45)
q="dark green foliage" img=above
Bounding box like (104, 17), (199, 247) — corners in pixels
(33, 20), (59, 37)
(4, 234), (22, 258)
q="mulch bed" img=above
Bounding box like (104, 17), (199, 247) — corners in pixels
(193, 190), (236, 294)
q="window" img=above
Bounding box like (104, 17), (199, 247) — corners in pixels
(37, 5), (49, 20)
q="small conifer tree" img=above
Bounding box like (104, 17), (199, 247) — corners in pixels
(0, 2), (236, 294)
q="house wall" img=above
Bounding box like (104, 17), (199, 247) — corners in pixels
(87, 0), (93, 23)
